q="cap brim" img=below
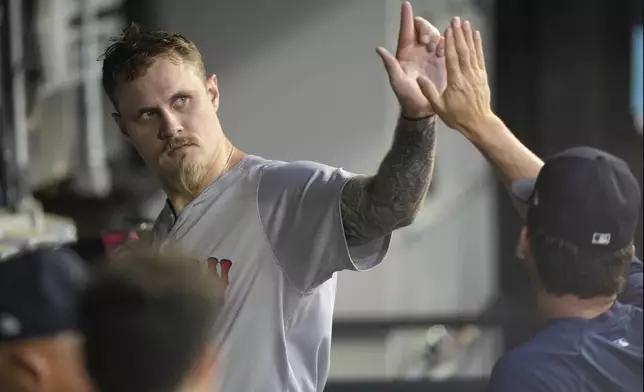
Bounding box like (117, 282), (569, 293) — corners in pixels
(510, 178), (537, 204)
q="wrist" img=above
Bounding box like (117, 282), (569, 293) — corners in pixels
(400, 103), (436, 120)
(400, 112), (436, 122)
(460, 113), (504, 142)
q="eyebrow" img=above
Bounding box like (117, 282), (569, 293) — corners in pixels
(135, 91), (192, 117)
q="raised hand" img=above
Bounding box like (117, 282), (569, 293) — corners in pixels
(377, 2), (447, 119)
(416, 17), (494, 134)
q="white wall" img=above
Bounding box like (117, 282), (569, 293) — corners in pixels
(150, 0), (500, 378)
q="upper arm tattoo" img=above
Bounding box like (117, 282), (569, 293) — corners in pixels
(341, 115), (437, 244)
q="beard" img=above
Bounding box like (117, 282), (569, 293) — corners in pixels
(159, 152), (208, 196)
(176, 161), (208, 194)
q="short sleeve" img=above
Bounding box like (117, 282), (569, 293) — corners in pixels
(257, 160), (390, 292)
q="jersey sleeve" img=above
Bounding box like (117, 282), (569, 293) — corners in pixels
(257, 160), (391, 292)
(618, 258), (643, 308)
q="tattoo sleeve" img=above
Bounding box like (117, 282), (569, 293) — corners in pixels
(340, 115), (437, 245)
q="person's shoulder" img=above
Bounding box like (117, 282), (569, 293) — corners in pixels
(488, 349), (557, 392)
(489, 336), (588, 392)
(523, 321), (582, 352)
(258, 158), (340, 177)
(618, 302), (643, 339)
(495, 327), (583, 371)
(498, 341), (554, 364)
(256, 158), (348, 192)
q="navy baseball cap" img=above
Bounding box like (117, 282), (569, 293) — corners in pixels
(0, 247), (89, 342)
(511, 146), (642, 252)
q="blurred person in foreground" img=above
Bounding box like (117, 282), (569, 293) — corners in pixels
(100, 2), (446, 391)
(79, 249), (225, 392)
(0, 247), (93, 392)
(418, 16), (643, 392)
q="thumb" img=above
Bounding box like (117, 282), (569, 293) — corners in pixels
(417, 76), (442, 110)
(376, 46), (403, 80)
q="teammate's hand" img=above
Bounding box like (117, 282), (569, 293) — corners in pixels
(416, 17), (494, 134)
(377, 2), (446, 119)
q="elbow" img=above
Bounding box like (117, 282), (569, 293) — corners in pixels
(373, 203), (422, 233)
(395, 211), (419, 230)
(395, 212), (418, 229)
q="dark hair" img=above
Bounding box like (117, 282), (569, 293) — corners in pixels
(528, 229), (634, 299)
(101, 23), (206, 104)
(79, 250), (223, 392)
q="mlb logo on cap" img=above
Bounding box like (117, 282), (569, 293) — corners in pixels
(592, 233), (612, 246)
(0, 313), (21, 338)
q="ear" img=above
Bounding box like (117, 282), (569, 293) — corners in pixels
(515, 226), (530, 261)
(206, 74), (220, 111)
(10, 350), (50, 390)
(111, 112), (130, 140)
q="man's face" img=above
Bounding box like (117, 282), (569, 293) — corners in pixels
(0, 334), (93, 392)
(49, 335), (94, 392)
(112, 57), (221, 192)
(515, 226), (539, 287)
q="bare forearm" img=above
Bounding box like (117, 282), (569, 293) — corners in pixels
(341, 115), (437, 244)
(464, 115), (544, 219)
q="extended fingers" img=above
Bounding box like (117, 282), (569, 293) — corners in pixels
(444, 26), (462, 82)
(474, 30), (486, 71)
(462, 20), (478, 70)
(397, 2), (415, 55)
(451, 17), (471, 72)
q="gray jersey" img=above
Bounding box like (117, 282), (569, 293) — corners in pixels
(153, 155), (390, 392)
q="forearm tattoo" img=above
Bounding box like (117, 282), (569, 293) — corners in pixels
(341, 115), (437, 245)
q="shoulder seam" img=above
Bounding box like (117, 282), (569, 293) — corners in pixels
(255, 163), (309, 300)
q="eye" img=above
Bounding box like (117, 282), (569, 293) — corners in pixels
(174, 96), (189, 108)
(139, 110), (155, 120)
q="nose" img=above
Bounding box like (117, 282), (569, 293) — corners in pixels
(158, 111), (183, 139)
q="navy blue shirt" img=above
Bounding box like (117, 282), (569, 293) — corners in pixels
(489, 260), (643, 392)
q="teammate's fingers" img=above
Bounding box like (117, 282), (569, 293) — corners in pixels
(376, 46), (404, 80)
(463, 20), (478, 70)
(397, 2), (415, 55)
(444, 26), (462, 82)
(474, 30), (486, 72)
(417, 76), (443, 112)
(451, 17), (471, 73)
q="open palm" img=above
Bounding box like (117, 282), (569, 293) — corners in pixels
(377, 2), (447, 119)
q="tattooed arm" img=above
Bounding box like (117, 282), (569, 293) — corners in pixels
(338, 5), (445, 244)
(341, 115), (437, 245)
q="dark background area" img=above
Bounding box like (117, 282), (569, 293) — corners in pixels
(495, 0), (643, 352)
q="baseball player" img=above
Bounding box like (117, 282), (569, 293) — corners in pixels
(417, 16), (643, 391)
(101, 2), (445, 391)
